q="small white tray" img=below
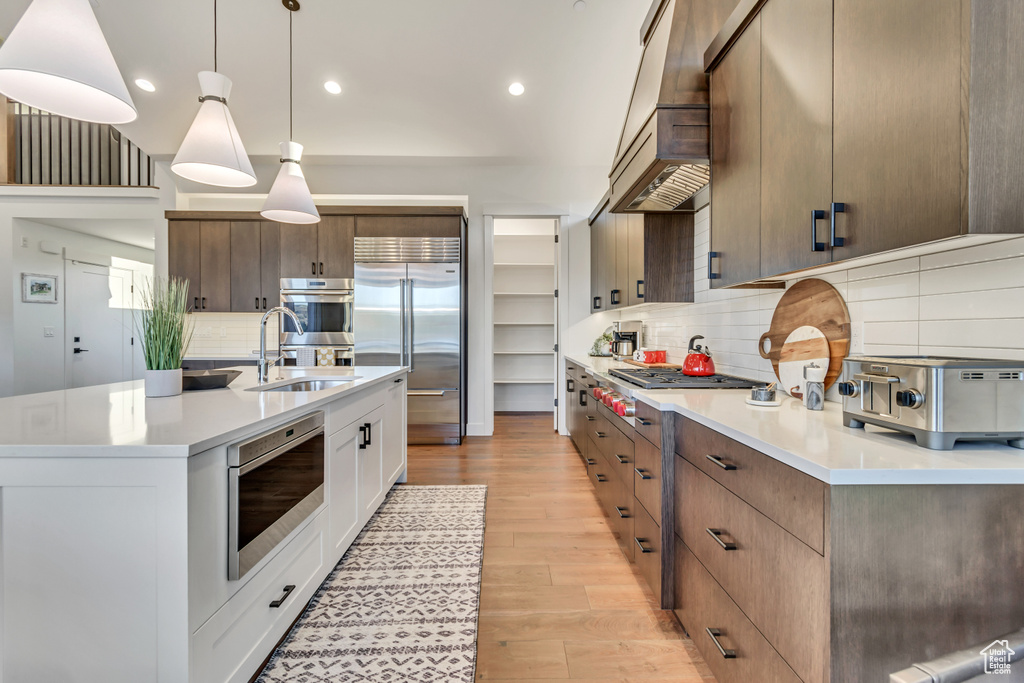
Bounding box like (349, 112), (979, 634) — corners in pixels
(746, 397), (782, 407)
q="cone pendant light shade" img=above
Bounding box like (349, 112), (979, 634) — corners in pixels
(171, 71), (257, 187)
(0, 0), (136, 124)
(261, 142), (320, 224)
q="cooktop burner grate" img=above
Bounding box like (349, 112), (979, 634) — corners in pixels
(610, 367), (760, 390)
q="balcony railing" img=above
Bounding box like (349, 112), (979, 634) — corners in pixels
(2, 98), (155, 187)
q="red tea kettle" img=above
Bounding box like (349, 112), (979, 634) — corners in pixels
(683, 335), (716, 376)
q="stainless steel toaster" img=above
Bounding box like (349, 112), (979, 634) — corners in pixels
(838, 356), (1024, 450)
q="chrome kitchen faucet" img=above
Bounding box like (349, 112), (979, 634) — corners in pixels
(259, 307), (304, 384)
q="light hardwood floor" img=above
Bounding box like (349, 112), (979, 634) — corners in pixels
(406, 413), (717, 682)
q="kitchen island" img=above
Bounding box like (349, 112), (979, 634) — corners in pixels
(565, 352), (1024, 683)
(0, 366), (408, 683)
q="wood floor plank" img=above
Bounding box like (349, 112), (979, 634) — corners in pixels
(564, 640), (709, 680)
(485, 531), (516, 547)
(480, 585), (592, 612)
(585, 585), (653, 611)
(475, 640), (570, 680)
(514, 532), (620, 549)
(476, 611), (684, 642)
(481, 565), (553, 587)
(549, 564), (638, 586)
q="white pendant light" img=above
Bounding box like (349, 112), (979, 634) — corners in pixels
(260, 2), (319, 224)
(0, 0), (136, 124)
(261, 141), (319, 224)
(170, 0), (257, 188)
(171, 70), (257, 187)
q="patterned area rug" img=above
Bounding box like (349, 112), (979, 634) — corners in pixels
(257, 485), (487, 683)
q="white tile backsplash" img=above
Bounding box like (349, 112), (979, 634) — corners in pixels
(184, 312), (278, 357)
(621, 209), (1024, 394)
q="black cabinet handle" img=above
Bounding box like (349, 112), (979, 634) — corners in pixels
(615, 506), (630, 518)
(637, 418), (652, 426)
(364, 422), (372, 446)
(615, 454), (629, 464)
(73, 347), (89, 354)
(579, 389), (587, 407)
(610, 289), (621, 306)
(706, 454), (737, 471)
(634, 537), (654, 554)
(811, 209), (826, 251)
(263, 297), (267, 310)
(202, 297), (207, 309)
(596, 473), (607, 482)
(593, 296), (602, 310)
(636, 280), (644, 299)
(567, 378), (575, 393)
(255, 297), (260, 310)
(706, 528), (737, 551)
(706, 628), (737, 659)
(708, 251), (720, 280)
(194, 297), (199, 310)
(830, 202), (846, 247)
(312, 262), (317, 275)
(319, 262), (324, 276)
(394, 377), (404, 383)
(358, 425), (367, 450)
(269, 585), (295, 608)
(634, 467), (651, 480)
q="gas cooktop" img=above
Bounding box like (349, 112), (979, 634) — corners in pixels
(610, 367), (760, 390)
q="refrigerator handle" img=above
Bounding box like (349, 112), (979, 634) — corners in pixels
(399, 279), (407, 368)
(407, 279), (414, 373)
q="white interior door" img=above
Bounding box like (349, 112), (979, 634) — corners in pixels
(65, 262), (134, 389)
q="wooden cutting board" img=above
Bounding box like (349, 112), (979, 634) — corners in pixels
(622, 359), (683, 370)
(778, 326), (830, 397)
(758, 279), (851, 390)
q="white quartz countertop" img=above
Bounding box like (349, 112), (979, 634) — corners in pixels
(565, 353), (1024, 485)
(0, 366), (406, 457)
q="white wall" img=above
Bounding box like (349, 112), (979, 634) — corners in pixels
(566, 206), (1024, 404)
(0, 186), (168, 398)
(174, 160), (609, 436)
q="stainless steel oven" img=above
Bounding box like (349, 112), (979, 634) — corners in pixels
(280, 278), (354, 349)
(228, 412), (325, 580)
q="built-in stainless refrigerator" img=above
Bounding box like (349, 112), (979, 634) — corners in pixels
(354, 237), (465, 444)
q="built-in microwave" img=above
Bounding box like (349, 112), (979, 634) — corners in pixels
(228, 412), (325, 581)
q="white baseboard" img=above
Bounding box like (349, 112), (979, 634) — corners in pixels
(466, 422), (491, 437)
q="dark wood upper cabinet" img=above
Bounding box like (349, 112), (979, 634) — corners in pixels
(318, 216), (355, 279)
(230, 222), (262, 313)
(589, 200), (609, 312)
(260, 222), (281, 310)
(627, 213), (645, 307)
(168, 221), (201, 312)
(355, 216), (462, 238)
(759, 0), (833, 276)
(198, 221), (231, 312)
(709, 14), (761, 288)
(831, 0), (963, 259)
(279, 224), (319, 279)
(644, 213), (695, 304)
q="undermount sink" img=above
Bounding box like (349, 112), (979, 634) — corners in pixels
(250, 377), (360, 393)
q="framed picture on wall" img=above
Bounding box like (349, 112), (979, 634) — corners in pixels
(21, 273), (58, 304)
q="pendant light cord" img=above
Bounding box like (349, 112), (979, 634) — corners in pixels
(289, 10), (294, 140)
(213, 0), (218, 72)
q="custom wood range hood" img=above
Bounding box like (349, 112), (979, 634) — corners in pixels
(609, 0), (739, 213)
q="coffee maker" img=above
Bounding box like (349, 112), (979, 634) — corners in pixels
(611, 320), (643, 360)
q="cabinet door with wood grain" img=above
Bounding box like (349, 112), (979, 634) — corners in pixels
(260, 222), (281, 310)
(199, 221), (231, 312)
(590, 209), (607, 312)
(831, 0), (962, 260)
(279, 224), (319, 279)
(626, 214), (645, 306)
(709, 15), (762, 287)
(611, 213), (629, 309)
(318, 215), (355, 279)
(168, 220), (201, 312)
(760, 0), (833, 277)
(229, 221), (262, 312)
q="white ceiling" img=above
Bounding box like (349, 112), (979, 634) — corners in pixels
(1, 0), (650, 168)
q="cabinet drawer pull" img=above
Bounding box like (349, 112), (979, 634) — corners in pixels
(567, 378), (575, 392)
(708, 251), (720, 280)
(269, 585), (296, 608)
(255, 297), (260, 310)
(579, 389), (587, 407)
(263, 297), (267, 310)
(585, 416), (596, 422)
(595, 431), (606, 438)
(319, 262), (324, 276)
(312, 261), (317, 275)
(811, 209), (826, 252)
(706, 628), (737, 659)
(706, 454), (737, 471)
(596, 474), (607, 483)
(634, 467), (652, 480)
(610, 289), (621, 306)
(615, 506), (629, 518)
(615, 454), (629, 464)
(706, 528), (737, 551)
(593, 296), (602, 310)
(194, 297), (199, 310)
(585, 458), (596, 466)
(830, 202), (846, 247)
(358, 425), (367, 450)
(202, 296), (207, 309)
(363, 422), (372, 446)
(634, 537), (654, 553)
(637, 418), (652, 426)
(636, 279), (644, 299)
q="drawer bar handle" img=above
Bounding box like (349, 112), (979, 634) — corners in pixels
(706, 528), (737, 551)
(634, 467), (652, 480)
(637, 418), (652, 426)
(269, 584), (296, 608)
(634, 537), (654, 553)
(615, 454), (629, 464)
(586, 458), (596, 465)
(595, 431), (607, 438)
(585, 416), (596, 422)
(615, 506), (630, 518)
(706, 454), (737, 471)
(596, 474), (607, 482)
(706, 628), (737, 659)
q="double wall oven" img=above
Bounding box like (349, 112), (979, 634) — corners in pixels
(280, 278), (354, 366)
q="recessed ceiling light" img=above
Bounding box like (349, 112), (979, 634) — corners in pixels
(508, 82), (525, 96)
(134, 78), (156, 92)
(324, 81), (342, 95)
(573, 0), (586, 10)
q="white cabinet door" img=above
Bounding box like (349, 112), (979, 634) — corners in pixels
(327, 421), (361, 558)
(383, 377), (408, 485)
(357, 406), (386, 526)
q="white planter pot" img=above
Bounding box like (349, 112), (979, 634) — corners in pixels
(145, 368), (182, 398)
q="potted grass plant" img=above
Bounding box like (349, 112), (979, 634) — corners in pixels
(136, 277), (194, 397)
